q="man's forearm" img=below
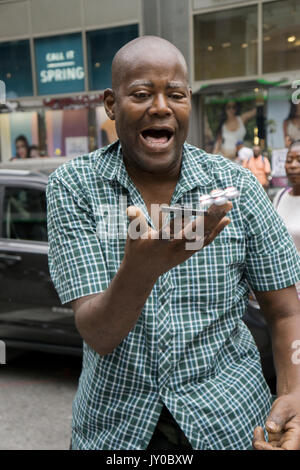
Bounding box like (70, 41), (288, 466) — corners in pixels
(269, 313), (300, 395)
(74, 259), (157, 355)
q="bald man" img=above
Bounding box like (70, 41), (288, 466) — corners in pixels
(47, 36), (300, 450)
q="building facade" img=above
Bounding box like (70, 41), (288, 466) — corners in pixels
(0, 0), (300, 173)
(0, 0), (141, 160)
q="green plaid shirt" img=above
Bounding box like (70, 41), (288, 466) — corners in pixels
(47, 141), (300, 450)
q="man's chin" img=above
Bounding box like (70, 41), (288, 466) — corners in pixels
(137, 149), (181, 173)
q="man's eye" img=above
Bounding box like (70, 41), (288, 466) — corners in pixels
(169, 93), (185, 100)
(134, 92), (149, 99)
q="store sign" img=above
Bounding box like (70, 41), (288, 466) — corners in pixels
(35, 33), (85, 95)
(65, 136), (89, 157)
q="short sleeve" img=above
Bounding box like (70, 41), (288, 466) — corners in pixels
(240, 170), (300, 291)
(264, 158), (271, 173)
(46, 176), (110, 304)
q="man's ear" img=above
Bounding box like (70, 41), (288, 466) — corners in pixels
(104, 88), (116, 121)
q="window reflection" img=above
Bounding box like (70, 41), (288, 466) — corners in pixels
(87, 24), (139, 91)
(3, 187), (47, 242)
(263, 0), (300, 73)
(0, 40), (33, 98)
(194, 6), (258, 81)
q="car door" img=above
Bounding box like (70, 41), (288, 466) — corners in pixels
(0, 178), (80, 348)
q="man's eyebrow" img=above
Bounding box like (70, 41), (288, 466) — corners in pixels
(127, 80), (187, 89)
(128, 80), (153, 88)
(166, 81), (186, 89)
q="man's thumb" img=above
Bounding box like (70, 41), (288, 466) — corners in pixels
(266, 398), (294, 433)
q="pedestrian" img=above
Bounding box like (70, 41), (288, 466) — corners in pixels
(283, 101), (300, 148)
(47, 36), (300, 451)
(11, 135), (29, 160)
(213, 101), (256, 160)
(242, 145), (271, 189)
(235, 143), (253, 165)
(273, 139), (300, 298)
(28, 145), (41, 158)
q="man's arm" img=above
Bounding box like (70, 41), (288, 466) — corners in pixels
(252, 286), (300, 450)
(72, 257), (157, 356)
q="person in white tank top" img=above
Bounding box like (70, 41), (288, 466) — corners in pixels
(213, 101), (256, 160)
(273, 140), (300, 298)
(283, 102), (300, 147)
(221, 116), (246, 157)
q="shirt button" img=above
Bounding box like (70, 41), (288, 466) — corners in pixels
(159, 343), (168, 352)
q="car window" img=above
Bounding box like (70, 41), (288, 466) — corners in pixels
(2, 186), (47, 242)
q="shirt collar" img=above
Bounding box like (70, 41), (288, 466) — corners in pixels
(95, 140), (212, 195)
(177, 143), (212, 187)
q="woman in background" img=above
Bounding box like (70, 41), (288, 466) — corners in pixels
(273, 139), (300, 299)
(213, 101), (256, 160)
(11, 135), (30, 160)
(283, 102), (300, 148)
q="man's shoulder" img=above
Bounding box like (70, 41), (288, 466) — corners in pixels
(48, 141), (119, 186)
(184, 142), (251, 182)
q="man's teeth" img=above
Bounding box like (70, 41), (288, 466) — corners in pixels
(145, 135), (169, 144)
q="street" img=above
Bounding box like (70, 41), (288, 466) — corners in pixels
(0, 351), (81, 450)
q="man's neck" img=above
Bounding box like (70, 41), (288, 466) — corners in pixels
(124, 158), (182, 207)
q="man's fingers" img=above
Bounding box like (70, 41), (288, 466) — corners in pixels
(207, 200), (233, 219)
(254, 441), (284, 450)
(277, 422), (300, 450)
(266, 397), (295, 434)
(253, 426), (265, 447)
(253, 426), (283, 450)
(205, 217), (231, 245)
(126, 206), (150, 238)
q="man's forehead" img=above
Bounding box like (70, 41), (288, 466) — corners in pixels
(112, 36), (189, 91)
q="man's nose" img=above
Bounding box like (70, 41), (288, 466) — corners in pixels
(148, 94), (171, 116)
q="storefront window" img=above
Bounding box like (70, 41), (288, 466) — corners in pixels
(0, 40), (33, 98)
(194, 6), (258, 81)
(87, 24), (139, 91)
(35, 33), (85, 96)
(263, 0), (300, 73)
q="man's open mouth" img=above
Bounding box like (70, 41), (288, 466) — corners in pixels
(140, 128), (174, 147)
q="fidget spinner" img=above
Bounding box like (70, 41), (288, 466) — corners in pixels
(161, 186), (239, 216)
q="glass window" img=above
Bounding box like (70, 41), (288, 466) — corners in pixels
(0, 40), (33, 98)
(263, 0), (300, 73)
(87, 24), (139, 91)
(2, 187), (47, 242)
(193, 0), (250, 9)
(194, 6), (258, 81)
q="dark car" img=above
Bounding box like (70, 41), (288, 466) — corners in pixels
(0, 159), (275, 381)
(0, 159), (82, 356)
